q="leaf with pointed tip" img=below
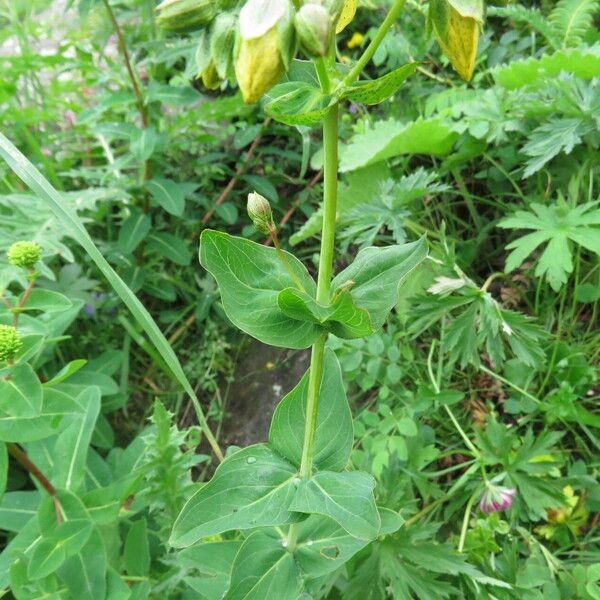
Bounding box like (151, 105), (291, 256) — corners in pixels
(180, 541), (241, 600)
(171, 445), (301, 548)
(343, 64), (418, 105)
(332, 238), (428, 329)
(278, 288), (372, 339)
(270, 349), (353, 472)
(54, 387), (101, 492)
(0, 363), (42, 418)
(57, 528), (107, 600)
(224, 531), (303, 600)
(200, 230), (321, 349)
(291, 471), (380, 540)
(294, 514), (370, 579)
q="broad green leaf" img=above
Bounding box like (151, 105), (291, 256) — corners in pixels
(294, 514), (370, 579)
(180, 541), (241, 600)
(130, 126), (158, 161)
(264, 82), (334, 126)
(27, 519), (93, 580)
(270, 349), (353, 472)
(146, 232), (192, 266)
(44, 359), (87, 386)
(291, 471), (380, 540)
(54, 387), (101, 491)
(50, 519), (93, 557)
(278, 288), (373, 339)
(118, 209), (151, 254)
(343, 64), (418, 105)
(58, 528), (107, 600)
(199, 230), (321, 349)
(28, 537), (67, 580)
(124, 518), (151, 577)
(0, 134), (217, 457)
(339, 118), (458, 172)
(146, 177), (196, 217)
(332, 238), (428, 329)
(0, 388), (79, 442)
(0, 363), (42, 417)
(0, 517), (40, 588)
(19, 288), (72, 312)
(0, 491), (40, 532)
(224, 531), (303, 600)
(171, 445), (301, 548)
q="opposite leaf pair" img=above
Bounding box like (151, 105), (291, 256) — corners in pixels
(199, 229), (428, 349)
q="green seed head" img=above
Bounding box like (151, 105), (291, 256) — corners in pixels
(0, 325), (23, 362)
(7, 241), (42, 270)
(247, 192), (275, 234)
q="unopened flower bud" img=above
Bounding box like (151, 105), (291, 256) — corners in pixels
(7, 241), (41, 270)
(155, 0), (216, 33)
(0, 325), (22, 362)
(295, 4), (332, 57)
(429, 0), (484, 81)
(201, 61), (222, 90)
(247, 192), (275, 234)
(479, 484), (516, 514)
(235, 0), (295, 103)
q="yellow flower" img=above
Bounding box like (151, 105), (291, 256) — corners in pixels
(347, 32), (364, 49)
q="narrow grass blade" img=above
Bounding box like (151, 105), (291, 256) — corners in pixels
(0, 132), (223, 461)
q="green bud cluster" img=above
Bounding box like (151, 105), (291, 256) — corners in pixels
(155, 0), (353, 104)
(0, 324), (22, 362)
(7, 241), (41, 270)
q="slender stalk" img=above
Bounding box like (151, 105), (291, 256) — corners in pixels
(458, 493), (476, 552)
(342, 0), (406, 87)
(7, 443), (62, 523)
(101, 0), (148, 129)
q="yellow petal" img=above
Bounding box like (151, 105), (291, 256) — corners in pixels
(336, 0), (357, 33)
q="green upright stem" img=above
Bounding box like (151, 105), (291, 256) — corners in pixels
(342, 0), (406, 87)
(299, 104), (339, 477)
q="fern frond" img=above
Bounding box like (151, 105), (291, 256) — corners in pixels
(487, 4), (560, 49)
(550, 0), (600, 48)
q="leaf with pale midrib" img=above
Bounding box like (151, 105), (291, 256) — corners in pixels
(170, 445), (302, 548)
(269, 349), (353, 472)
(200, 230), (322, 349)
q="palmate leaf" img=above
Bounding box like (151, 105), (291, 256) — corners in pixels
(521, 117), (592, 177)
(499, 200), (600, 290)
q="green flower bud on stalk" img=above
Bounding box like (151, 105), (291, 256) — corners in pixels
(295, 3), (333, 57)
(0, 324), (22, 362)
(235, 0), (295, 103)
(429, 0), (484, 82)
(7, 241), (41, 270)
(247, 192), (275, 234)
(155, 0), (216, 33)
